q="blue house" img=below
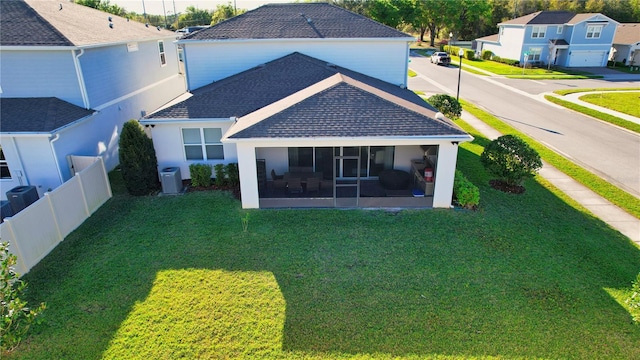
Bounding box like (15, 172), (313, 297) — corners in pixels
(0, 0), (187, 200)
(476, 11), (619, 67)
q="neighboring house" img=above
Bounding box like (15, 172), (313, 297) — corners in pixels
(0, 0), (186, 200)
(610, 23), (640, 67)
(476, 11), (619, 67)
(141, 3), (472, 209)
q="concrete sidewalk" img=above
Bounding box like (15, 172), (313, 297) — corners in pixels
(546, 91), (640, 125)
(461, 109), (640, 246)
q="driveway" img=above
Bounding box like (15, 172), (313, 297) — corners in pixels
(408, 53), (640, 198)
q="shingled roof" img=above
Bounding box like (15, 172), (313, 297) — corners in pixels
(184, 3), (411, 40)
(613, 23), (640, 45)
(0, 0), (176, 47)
(501, 11), (575, 26)
(0, 98), (95, 133)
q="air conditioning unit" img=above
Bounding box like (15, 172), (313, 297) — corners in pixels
(1, 200), (13, 221)
(160, 167), (183, 194)
(6, 185), (39, 214)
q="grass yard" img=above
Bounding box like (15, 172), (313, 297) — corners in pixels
(579, 92), (640, 118)
(458, 59), (597, 79)
(7, 136), (640, 359)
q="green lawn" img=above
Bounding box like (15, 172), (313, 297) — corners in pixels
(579, 92), (640, 118)
(458, 59), (598, 79)
(8, 137), (640, 359)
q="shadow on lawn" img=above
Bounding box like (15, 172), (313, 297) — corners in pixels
(15, 150), (640, 359)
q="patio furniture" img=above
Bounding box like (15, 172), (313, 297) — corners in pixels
(305, 177), (320, 194)
(286, 178), (303, 195)
(378, 169), (410, 190)
(271, 169), (286, 191)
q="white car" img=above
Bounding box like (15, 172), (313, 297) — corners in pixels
(430, 52), (451, 66)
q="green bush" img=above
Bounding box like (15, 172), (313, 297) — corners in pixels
(480, 135), (542, 186)
(1, 242), (46, 353)
(225, 163), (239, 186)
(214, 164), (226, 186)
(464, 49), (475, 60)
(491, 56), (520, 67)
(427, 94), (462, 119)
(189, 163), (212, 187)
(481, 50), (492, 60)
(453, 170), (480, 209)
(118, 120), (160, 196)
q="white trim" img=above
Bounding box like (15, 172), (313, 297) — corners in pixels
(93, 74), (183, 111)
(72, 48), (90, 109)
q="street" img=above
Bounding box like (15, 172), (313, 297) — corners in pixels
(408, 53), (640, 198)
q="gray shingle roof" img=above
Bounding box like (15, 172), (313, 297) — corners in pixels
(1, 0), (176, 47)
(184, 3), (411, 40)
(501, 11), (575, 26)
(0, 97), (94, 133)
(228, 82), (466, 139)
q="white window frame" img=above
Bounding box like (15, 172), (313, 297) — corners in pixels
(0, 146), (11, 179)
(182, 128), (224, 161)
(158, 40), (166, 66)
(531, 26), (546, 39)
(556, 25), (563, 34)
(586, 25), (602, 39)
(529, 47), (542, 61)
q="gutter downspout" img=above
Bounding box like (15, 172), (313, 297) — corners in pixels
(73, 49), (90, 109)
(49, 134), (64, 185)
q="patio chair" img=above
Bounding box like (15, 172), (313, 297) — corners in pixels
(305, 177), (320, 194)
(286, 178), (303, 195)
(271, 169), (286, 192)
(271, 169), (284, 181)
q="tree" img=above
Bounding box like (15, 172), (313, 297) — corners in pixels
(118, 120), (160, 196)
(368, 0), (402, 28)
(1, 242), (46, 353)
(74, 0), (125, 16)
(211, 3), (245, 25)
(480, 135), (542, 187)
(179, 6), (212, 27)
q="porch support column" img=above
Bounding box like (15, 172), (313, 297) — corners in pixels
(236, 143), (259, 209)
(432, 142), (459, 208)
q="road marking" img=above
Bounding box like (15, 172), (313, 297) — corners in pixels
(530, 80), (546, 85)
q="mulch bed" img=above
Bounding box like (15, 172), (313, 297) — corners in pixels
(184, 180), (241, 200)
(489, 179), (525, 194)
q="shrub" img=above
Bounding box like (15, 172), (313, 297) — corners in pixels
(1, 242), (46, 353)
(481, 50), (492, 60)
(480, 135), (542, 186)
(118, 120), (160, 196)
(189, 163), (212, 187)
(453, 170), (480, 209)
(627, 272), (640, 323)
(214, 164), (226, 186)
(464, 49), (475, 60)
(225, 163), (239, 186)
(427, 94), (462, 119)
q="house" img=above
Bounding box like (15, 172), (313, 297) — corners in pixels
(609, 23), (640, 67)
(141, 3), (472, 209)
(476, 11), (619, 67)
(0, 0), (186, 200)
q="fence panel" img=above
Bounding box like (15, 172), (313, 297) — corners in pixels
(0, 157), (111, 275)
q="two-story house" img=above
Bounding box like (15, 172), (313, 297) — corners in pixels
(141, 3), (472, 209)
(0, 0), (187, 199)
(476, 11), (619, 67)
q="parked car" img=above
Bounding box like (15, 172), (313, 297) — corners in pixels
(430, 52), (451, 66)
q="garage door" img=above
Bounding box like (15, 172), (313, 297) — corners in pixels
(569, 51), (605, 67)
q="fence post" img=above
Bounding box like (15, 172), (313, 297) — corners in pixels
(44, 192), (64, 242)
(98, 157), (113, 198)
(76, 171), (91, 217)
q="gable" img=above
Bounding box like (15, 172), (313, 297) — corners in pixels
(0, 97), (95, 133)
(184, 3), (411, 40)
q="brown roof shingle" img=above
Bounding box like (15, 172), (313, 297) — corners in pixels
(613, 23), (640, 44)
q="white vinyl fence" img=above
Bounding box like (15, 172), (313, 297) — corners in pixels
(0, 156), (112, 275)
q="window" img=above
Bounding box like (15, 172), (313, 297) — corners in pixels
(529, 47), (542, 61)
(531, 26), (546, 38)
(0, 146), (11, 179)
(158, 40), (166, 66)
(586, 25), (602, 39)
(182, 128), (224, 160)
(557, 26), (563, 34)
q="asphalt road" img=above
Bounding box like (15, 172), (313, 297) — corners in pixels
(408, 53), (640, 198)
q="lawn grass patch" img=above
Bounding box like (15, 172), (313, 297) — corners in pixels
(579, 92), (640, 117)
(545, 95), (640, 134)
(459, 59), (597, 79)
(8, 148), (640, 359)
(408, 69), (417, 77)
(553, 87), (640, 96)
(462, 99), (640, 218)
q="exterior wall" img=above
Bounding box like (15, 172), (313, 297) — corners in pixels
(490, 26), (526, 60)
(183, 39), (410, 90)
(150, 119), (237, 179)
(81, 38), (183, 108)
(0, 50), (84, 106)
(0, 136), (57, 200)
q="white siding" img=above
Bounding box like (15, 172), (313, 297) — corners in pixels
(150, 119), (237, 179)
(0, 50), (84, 107)
(485, 26), (525, 60)
(81, 39), (183, 108)
(184, 39), (409, 90)
(0, 136), (58, 199)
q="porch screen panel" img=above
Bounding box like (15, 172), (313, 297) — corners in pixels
(369, 146), (394, 177)
(288, 147), (313, 167)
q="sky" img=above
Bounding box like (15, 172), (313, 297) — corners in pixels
(110, 0), (293, 15)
